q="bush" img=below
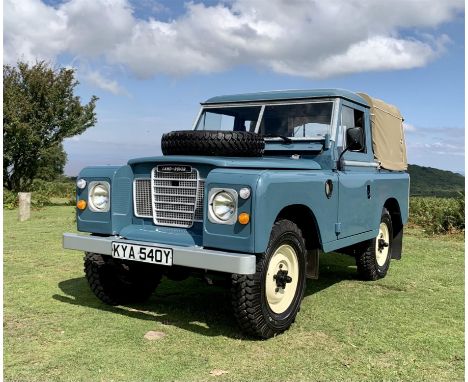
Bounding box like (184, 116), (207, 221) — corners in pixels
(31, 179), (75, 199)
(410, 195), (465, 234)
(3, 179), (76, 209)
(3, 189), (19, 210)
(31, 192), (52, 208)
(31, 179), (76, 207)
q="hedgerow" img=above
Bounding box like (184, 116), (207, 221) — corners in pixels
(409, 195), (464, 234)
(3, 179), (76, 209)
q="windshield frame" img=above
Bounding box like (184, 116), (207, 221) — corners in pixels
(193, 98), (340, 141)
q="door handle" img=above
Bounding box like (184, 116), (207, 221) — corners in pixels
(367, 184), (371, 199)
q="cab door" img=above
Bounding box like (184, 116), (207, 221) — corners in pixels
(336, 101), (377, 238)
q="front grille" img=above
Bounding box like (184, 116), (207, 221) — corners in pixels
(133, 167), (203, 228)
(152, 167), (202, 228)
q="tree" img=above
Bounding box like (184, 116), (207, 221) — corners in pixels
(3, 61), (98, 192)
(35, 143), (67, 181)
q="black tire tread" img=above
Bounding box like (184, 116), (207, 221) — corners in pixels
(84, 252), (163, 306)
(231, 220), (306, 339)
(356, 208), (393, 281)
(161, 130), (265, 157)
(356, 245), (380, 281)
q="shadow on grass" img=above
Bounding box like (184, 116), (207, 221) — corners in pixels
(53, 252), (357, 339)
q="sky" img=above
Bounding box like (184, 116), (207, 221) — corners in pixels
(4, 0), (465, 175)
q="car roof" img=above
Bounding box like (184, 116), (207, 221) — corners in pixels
(203, 88), (369, 106)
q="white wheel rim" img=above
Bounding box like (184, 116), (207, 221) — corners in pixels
(375, 222), (390, 266)
(265, 244), (299, 314)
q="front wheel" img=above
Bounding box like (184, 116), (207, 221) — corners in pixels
(84, 253), (163, 305)
(231, 219), (306, 339)
(355, 208), (393, 280)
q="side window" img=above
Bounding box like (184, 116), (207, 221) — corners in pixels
(341, 105), (365, 153)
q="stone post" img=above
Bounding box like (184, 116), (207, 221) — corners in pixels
(18, 192), (31, 222)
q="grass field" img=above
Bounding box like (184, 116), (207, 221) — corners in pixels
(4, 206), (464, 381)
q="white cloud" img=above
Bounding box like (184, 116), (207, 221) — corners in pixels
(403, 123), (416, 132)
(62, 0), (135, 56)
(4, 0), (66, 63)
(405, 126), (465, 172)
(85, 70), (129, 95)
(4, 0), (465, 83)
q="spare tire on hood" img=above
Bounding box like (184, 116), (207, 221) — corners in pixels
(161, 130), (265, 157)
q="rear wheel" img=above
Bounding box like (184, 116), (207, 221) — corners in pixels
(355, 208), (393, 280)
(84, 253), (163, 305)
(231, 220), (306, 339)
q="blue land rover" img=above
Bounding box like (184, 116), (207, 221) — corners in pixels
(63, 89), (409, 338)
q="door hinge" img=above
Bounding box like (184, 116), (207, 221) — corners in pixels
(335, 222), (341, 235)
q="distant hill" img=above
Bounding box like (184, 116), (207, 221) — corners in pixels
(408, 164), (464, 197)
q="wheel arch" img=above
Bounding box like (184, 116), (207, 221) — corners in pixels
(274, 204), (322, 279)
(383, 197), (404, 259)
(275, 204), (322, 251)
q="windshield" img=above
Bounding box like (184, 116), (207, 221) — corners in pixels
(195, 102), (333, 139)
(195, 106), (261, 132)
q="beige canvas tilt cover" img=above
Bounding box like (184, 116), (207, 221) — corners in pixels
(357, 93), (408, 171)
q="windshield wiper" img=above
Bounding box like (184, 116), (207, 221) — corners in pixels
(263, 134), (293, 144)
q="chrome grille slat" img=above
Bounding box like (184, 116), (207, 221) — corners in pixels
(155, 205), (196, 212)
(155, 177), (196, 180)
(155, 195), (197, 204)
(154, 188), (197, 195)
(157, 218), (191, 225)
(156, 213), (193, 221)
(152, 184), (198, 189)
(154, 201), (197, 206)
(154, 193), (196, 198)
(155, 208), (194, 214)
(154, 173), (197, 180)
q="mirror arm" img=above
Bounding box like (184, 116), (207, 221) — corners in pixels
(337, 147), (349, 171)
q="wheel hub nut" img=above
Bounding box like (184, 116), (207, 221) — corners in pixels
(273, 269), (292, 289)
(378, 238), (389, 252)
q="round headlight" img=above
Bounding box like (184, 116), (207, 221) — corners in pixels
(211, 191), (236, 221)
(89, 183), (110, 212)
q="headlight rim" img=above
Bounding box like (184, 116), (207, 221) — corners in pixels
(76, 178), (87, 190)
(88, 181), (111, 212)
(212, 191), (236, 221)
(208, 188), (238, 225)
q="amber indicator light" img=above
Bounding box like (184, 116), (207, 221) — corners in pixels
(76, 200), (87, 210)
(238, 212), (250, 225)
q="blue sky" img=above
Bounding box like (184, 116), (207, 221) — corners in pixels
(4, 0), (465, 174)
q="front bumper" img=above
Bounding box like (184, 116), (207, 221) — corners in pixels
(63, 233), (256, 275)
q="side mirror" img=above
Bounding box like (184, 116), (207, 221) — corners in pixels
(346, 127), (364, 151)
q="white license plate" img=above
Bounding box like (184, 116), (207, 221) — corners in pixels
(111, 242), (173, 266)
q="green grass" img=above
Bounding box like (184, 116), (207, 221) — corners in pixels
(4, 207), (464, 381)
